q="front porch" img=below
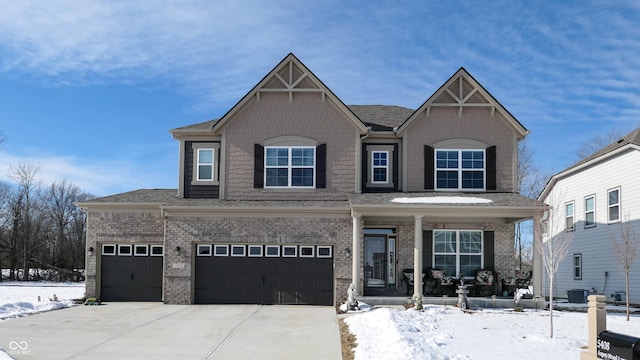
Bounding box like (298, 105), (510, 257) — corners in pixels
(358, 295), (547, 310)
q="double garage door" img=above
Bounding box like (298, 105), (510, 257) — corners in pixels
(194, 244), (334, 305)
(100, 244), (163, 302)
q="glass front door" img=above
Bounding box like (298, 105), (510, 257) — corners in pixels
(363, 228), (397, 295)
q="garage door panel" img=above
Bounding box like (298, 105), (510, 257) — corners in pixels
(100, 244), (163, 302)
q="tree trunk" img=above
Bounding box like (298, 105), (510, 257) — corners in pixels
(549, 275), (554, 338)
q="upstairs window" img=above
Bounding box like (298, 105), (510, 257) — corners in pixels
(565, 201), (575, 231)
(265, 146), (315, 188)
(191, 142), (220, 185)
(584, 195), (595, 228)
(435, 150), (485, 190)
(372, 151), (389, 184)
(608, 187), (620, 223)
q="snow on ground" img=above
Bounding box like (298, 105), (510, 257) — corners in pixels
(0, 282), (85, 320)
(344, 305), (640, 360)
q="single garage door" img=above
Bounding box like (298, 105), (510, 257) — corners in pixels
(194, 244), (333, 305)
(100, 244), (163, 302)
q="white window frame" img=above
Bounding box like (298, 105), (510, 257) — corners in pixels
(608, 187), (621, 223)
(282, 245), (297, 257)
(565, 201), (575, 231)
(371, 150), (390, 184)
(248, 245), (263, 257)
(265, 245), (280, 257)
(432, 230), (483, 277)
(435, 149), (485, 191)
(150, 245), (164, 256)
(197, 244), (212, 256)
(214, 245), (229, 257)
(134, 245), (148, 256)
(118, 244), (132, 256)
(265, 146), (316, 188)
(573, 253), (582, 280)
(299, 246), (314, 258)
(102, 244), (116, 256)
(196, 148), (214, 181)
(231, 245), (246, 257)
(317, 246), (332, 258)
(191, 143), (220, 185)
(584, 195), (596, 228)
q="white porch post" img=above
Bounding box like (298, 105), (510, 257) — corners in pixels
(413, 215), (424, 299)
(352, 213), (361, 295)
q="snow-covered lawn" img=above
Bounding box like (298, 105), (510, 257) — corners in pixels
(344, 304), (640, 360)
(0, 282), (85, 320)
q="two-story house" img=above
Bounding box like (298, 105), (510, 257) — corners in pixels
(78, 53), (542, 306)
(537, 128), (640, 305)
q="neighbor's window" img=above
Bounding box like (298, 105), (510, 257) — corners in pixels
(433, 230), (482, 277)
(436, 150), (485, 190)
(608, 187), (620, 223)
(565, 201), (575, 231)
(584, 195), (595, 228)
(371, 151), (389, 184)
(573, 254), (582, 280)
(265, 146), (315, 187)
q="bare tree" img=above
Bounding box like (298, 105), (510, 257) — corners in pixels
(576, 128), (627, 160)
(609, 214), (638, 321)
(534, 191), (573, 338)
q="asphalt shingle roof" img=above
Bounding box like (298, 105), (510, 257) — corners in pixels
(347, 105), (415, 131)
(561, 127), (640, 173)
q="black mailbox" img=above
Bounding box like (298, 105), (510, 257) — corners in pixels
(598, 331), (640, 360)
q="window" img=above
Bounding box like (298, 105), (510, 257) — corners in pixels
(433, 230), (482, 277)
(317, 246), (332, 258)
(265, 146), (315, 187)
(608, 188), (620, 223)
(283, 246), (297, 257)
(191, 143), (220, 185)
(231, 245), (246, 257)
(540, 210), (549, 236)
(134, 245), (148, 256)
(573, 254), (582, 280)
(197, 244), (212, 256)
(214, 245), (228, 256)
(565, 201), (575, 231)
(248, 245), (263, 257)
(118, 244), (132, 256)
(300, 246), (314, 258)
(371, 151), (389, 184)
(265, 245), (280, 257)
(435, 150), (485, 190)
(584, 195), (595, 228)
(102, 244), (116, 256)
(150, 245), (164, 256)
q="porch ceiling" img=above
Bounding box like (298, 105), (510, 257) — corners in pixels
(348, 192), (544, 223)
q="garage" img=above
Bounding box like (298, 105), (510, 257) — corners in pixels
(194, 244), (333, 305)
(100, 244), (164, 302)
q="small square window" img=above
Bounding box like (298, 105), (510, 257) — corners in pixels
(300, 246), (314, 258)
(265, 245), (280, 257)
(214, 245), (229, 256)
(197, 244), (212, 256)
(248, 245), (263, 257)
(283, 246), (297, 257)
(118, 244), (132, 256)
(134, 245), (148, 256)
(150, 245), (164, 256)
(231, 245), (246, 257)
(102, 244), (116, 256)
(317, 246), (332, 258)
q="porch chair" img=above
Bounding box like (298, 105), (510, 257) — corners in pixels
(471, 269), (498, 297)
(424, 268), (456, 296)
(401, 269), (425, 296)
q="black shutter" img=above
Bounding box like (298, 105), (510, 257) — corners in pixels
(483, 231), (495, 270)
(316, 144), (326, 188)
(486, 145), (496, 191)
(254, 144), (264, 188)
(422, 230), (433, 271)
(393, 144), (399, 191)
(424, 145), (434, 190)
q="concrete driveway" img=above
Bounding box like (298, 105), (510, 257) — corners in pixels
(0, 303), (342, 360)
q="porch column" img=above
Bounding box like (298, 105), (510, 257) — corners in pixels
(352, 213), (361, 295)
(413, 215), (424, 299)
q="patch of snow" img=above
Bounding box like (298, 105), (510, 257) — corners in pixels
(339, 301), (374, 313)
(391, 197), (493, 204)
(0, 281), (85, 321)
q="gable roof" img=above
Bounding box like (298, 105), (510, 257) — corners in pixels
(210, 53), (368, 135)
(396, 67), (528, 138)
(538, 127), (640, 200)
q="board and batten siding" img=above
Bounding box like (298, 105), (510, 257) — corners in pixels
(542, 149), (640, 304)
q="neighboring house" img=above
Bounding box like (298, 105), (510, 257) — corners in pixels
(536, 128), (640, 305)
(77, 53), (542, 306)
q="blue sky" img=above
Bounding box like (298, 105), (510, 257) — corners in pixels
(0, 1), (638, 196)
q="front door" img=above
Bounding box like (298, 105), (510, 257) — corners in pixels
(363, 229), (397, 295)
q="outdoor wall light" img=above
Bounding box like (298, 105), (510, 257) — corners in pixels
(344, 248), (351, 257)
(88, 246), (94, 256)
(175, 246), (181, 252)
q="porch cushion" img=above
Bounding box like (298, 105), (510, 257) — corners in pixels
(431, 269), (453, 285)
(475, 270), (494, 285)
